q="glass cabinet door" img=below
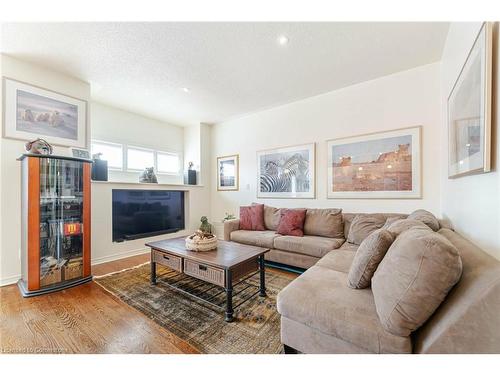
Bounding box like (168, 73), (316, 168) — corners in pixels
(39, 158), (84, 287)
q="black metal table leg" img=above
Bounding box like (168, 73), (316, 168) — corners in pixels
(259, 255), (267, 297)
(150, 252), (157, 285)
(225, 269), (234, 322)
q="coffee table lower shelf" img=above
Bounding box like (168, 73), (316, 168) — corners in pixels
(150, 254), (267, 322)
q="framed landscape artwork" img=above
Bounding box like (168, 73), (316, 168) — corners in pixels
(327, 126), (421, 199)
(448, 22), (492, 178)
(2, 77), (88, 148)
(217, 154), (239, 191)
(257, 143), (315, 199)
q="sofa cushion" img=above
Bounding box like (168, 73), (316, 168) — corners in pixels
(230, 230), (280, 248)
(372, 228), (463, 337)
(383, 218), (431, 237)
(276, 209), (307, 237)
(277, 266), (412, 353)
(273, 235), (345, 258)
(303, 208), (344, 238)
(239, 204), (265, 231)
(347, 229), (394, 289)
(343, 213), (407, 239)
(408, 209), (440, 231)
(414, 228), (500, 353)
(263, 205), (281, 231)
(339, 242), (360, 252)
(347, 214), (386, 245)
(316, 250), (356, 273)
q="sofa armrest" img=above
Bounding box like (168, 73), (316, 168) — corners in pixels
(223, 219), (240, 241)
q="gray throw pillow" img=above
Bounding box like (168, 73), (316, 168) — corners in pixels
(372, 227), (463, 337)
(408, 209), (440, 232)
(303, 208), (343, 238)
(347, 214), (386, 245)
(383, 218), (432, 237)
(347, 229), (394, 289)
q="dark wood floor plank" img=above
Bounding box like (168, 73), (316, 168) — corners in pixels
(0, 254), (198, 354)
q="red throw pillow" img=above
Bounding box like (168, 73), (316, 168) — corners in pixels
(276, 209), (307, 237)
(239, 204), (266, 231)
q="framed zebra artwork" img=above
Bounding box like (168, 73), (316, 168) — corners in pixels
(327, 126), (422, 199)
(257, 143), (315, 199)
(217, 154), (239, 191)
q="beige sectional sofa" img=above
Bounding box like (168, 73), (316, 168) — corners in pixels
(224, 208), (403, 269)
(224, 207), (500, 353)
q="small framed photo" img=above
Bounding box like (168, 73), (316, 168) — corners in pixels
(2, 77), (88, 148)
(217, 154), (239, 191)
(71, 148), (90, 159)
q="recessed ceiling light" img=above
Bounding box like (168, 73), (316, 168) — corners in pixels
(277, 35), (289, 46)
(182, 87), (190, 93)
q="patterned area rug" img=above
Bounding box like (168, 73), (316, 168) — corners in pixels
(94, 263), (295, 354)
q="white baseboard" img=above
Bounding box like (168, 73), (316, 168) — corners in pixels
(0, 274), (20, 287)
(91, 248), (150, 266)
(0, 249), (150, 287)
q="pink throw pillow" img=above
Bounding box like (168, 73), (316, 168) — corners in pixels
(276, 209), (307, 237)
(239, 204), (266, 231)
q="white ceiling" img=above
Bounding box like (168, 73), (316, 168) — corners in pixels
(1, 22), (449, 126)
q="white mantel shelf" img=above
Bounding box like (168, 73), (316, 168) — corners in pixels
(91, 180), (204, 188)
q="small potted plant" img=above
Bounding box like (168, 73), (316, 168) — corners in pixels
(185, 216), (218, 251)
(222, 213), (236, 222)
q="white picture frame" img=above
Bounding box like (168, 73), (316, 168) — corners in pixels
(327, 126), (422, 199)
(257, 143), (316, 199)
(2, 77), (88, 148)
(447, 22), (492, 179)
(217, 154), (239, 191)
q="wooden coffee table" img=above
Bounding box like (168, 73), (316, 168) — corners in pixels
(146, 237), (269, 322)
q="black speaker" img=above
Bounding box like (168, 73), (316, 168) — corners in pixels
(184, 169), (197, 185)
(91, 159), (108, 181)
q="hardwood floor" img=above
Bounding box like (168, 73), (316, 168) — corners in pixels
(0, 253), (199, 354)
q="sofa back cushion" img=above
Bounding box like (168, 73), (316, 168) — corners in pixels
(276, 209), (307, 237)
(343, 213), (407, 239)
(263, 205), (281, 231)
(347, 228), (394, 289)
(413, 228), (500, 353)
(347, 214), (387, 245)
(408, 209), (440, 231)
(239, 204), (266, 231)
(303, 208), (343, 238)
(372, 228), (463, 337)
(383, 218), (432, 237)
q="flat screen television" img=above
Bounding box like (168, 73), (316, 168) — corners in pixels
(112, 189), (185, 242)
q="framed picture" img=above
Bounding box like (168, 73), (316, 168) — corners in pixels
(327, 126), (421, 199)
(71, 148), (91, 159)
(448, 22), (493, 178)
(257, 143), (315, 199)
(2, 77), (88, 148)
(217, 154), (239, 191)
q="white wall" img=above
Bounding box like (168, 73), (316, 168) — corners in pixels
(210, 63), (442, 223)
(91, 102), (184, 184)
(440, 22), (500, 259)
(0, 54), (91, 285)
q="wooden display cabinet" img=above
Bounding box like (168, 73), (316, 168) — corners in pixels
(17, 154), (92, 297)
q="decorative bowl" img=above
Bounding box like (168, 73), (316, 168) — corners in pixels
(185, 234), (218, 252)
